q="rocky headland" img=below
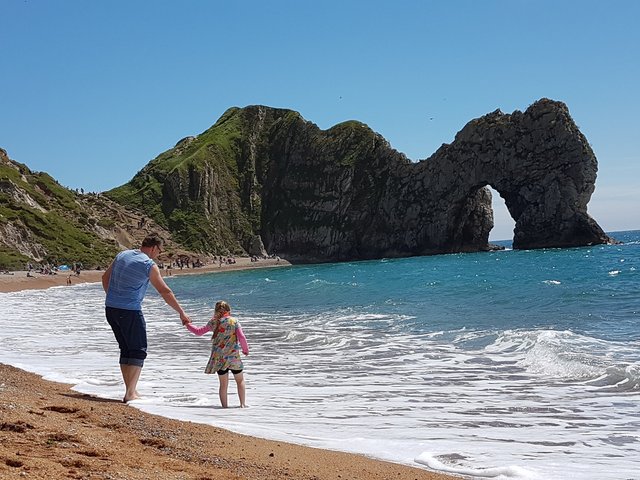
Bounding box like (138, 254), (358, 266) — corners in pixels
(107, 98), (612, 260)
(0, 98), (613, 268)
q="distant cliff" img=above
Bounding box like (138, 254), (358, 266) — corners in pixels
(107, 99), (612, 261)
(0, 148), (191, 269)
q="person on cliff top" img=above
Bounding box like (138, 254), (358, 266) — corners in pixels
(184, 300), (249, 408)
(102, 233), (191, 403)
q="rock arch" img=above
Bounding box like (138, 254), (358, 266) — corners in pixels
(418, 98), (609, 251)
(261, 98), (611, 259)
(107, 99), (612, 260)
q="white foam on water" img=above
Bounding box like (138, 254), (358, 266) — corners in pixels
(415, 452), (539, 480)
(2, 284), (640, 480)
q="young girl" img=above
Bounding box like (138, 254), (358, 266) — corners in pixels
(185, 300), (249, 408)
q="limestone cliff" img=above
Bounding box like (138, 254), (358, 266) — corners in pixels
(107, 98), (612, 261)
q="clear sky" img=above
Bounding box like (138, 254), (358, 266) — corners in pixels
(1, 1), (638, 240)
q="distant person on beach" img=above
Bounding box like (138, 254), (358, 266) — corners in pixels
(102, 234), (191, 403)
(185, 300), (249, 408)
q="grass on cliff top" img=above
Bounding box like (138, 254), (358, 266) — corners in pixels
(108, 107), (245, 199)
(324, 121), (378, 167)
(105, 108), (249, 251)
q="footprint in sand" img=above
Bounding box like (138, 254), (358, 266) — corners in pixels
(0, 421), (34, 433)
(43, 405), (80, 414)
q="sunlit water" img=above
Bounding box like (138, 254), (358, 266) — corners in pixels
(1, 230), (639, 480)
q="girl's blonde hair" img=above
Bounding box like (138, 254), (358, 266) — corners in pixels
(214, 300), (231, 314)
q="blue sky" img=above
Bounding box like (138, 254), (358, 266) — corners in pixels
(1, 1), (638, 240)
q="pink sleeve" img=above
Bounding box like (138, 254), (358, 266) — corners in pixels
(186, 323), (212, 336)
(236, 326), (249, 354)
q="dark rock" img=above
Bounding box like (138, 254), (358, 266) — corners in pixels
(248, 235), (267, 257)
(107, 99), (613, 261)
(260, 98), (611, 259)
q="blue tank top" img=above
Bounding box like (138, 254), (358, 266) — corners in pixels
(105, 249), (155, 310)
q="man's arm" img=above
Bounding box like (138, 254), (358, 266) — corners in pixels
(149, 264), (191, 324)
(101, 261), (114, 293)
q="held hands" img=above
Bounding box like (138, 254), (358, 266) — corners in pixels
(180, 312), (191, 325)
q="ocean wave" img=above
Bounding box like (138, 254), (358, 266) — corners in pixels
(484, 329), (637, 382)
(305, 278), (337, 286)
(585, 363), (640, 391)
(415, 452), (539, 479)
(2, 234), (639, 480)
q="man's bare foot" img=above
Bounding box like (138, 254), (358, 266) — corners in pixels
(123, 393), (141, 403)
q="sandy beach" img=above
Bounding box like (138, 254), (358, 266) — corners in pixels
(0, 260), (461, 480)
(0, 364), (462, 480)
(0, 257), (290, 294)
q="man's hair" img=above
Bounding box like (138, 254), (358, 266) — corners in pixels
(141, 234), (163, 248)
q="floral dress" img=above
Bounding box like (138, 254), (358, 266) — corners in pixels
(187, 314), (249, 374)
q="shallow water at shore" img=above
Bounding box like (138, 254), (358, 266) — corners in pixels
(2, 231), (639, 480)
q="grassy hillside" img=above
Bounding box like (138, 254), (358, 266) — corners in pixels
(0, 150), (126, 269)
(106, 107), (261, 254)
(0, 158), (121, 269)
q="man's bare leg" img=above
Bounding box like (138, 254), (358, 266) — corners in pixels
(120, 364), (142, 402)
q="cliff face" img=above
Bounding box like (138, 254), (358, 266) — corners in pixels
(107, 107), (292, 255)
(108, 98), (610, 260)
(0, 148), (191, 269)
(0, 148), (114, 267)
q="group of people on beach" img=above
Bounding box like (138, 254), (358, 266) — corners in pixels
(26, 261), (83, 277)
(101, 234), (249, 407)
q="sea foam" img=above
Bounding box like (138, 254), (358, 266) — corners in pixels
(2, 230), (640, 480)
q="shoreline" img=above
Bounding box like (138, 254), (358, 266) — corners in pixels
(0, 260), (462, 480)
(0, 363), (461, 480)
(0, 256), (291, 293)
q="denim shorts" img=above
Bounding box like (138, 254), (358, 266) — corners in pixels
(105, 307), (147, 367)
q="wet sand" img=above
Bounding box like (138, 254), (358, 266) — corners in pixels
(0, 364), (461, 480)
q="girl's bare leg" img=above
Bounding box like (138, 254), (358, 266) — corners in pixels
(234, 372), (246, 407)
(218, 373), (229, 408)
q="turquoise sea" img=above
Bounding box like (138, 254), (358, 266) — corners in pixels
(1, 230), (639, 480)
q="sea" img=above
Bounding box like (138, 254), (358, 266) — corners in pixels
(1, 230), (639, 480)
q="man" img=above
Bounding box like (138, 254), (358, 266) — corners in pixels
(102, 234), (191, 402)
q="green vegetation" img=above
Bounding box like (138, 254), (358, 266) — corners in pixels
(0, 245), (30, 270)
(105, 106), (257, 254)
(2, 104), (392, 265)
(326, 121), (377, 167)
(0, 160), (120, 269)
